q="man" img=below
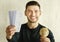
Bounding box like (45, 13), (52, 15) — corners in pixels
(6, 1), (55, 42)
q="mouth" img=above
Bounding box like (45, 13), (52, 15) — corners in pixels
(31, 17), (36, 20)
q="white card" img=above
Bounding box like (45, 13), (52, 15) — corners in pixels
(9, 10), (16, 25)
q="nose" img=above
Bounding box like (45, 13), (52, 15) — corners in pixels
(31, 11), (36, 16)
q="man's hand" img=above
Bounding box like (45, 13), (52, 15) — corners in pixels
(40, 37), (50, 42)
(6, 25), (16, 39)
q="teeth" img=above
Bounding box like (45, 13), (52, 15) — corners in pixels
(31, 17), (36, 19)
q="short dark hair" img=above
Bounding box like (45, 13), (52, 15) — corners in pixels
(26, 1), (40, 9)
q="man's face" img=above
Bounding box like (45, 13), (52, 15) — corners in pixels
(25, 5), (41, 23)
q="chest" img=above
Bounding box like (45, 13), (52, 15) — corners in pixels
(22, 28), (40, 42)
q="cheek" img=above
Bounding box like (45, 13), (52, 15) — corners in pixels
(25, 11), (30, 16)
(36, 12), (41, 16)
(25, 12), (28, 16)
(36, 14), (40, 18)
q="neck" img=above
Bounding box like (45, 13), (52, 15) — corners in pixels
(27, 22), (39, 29)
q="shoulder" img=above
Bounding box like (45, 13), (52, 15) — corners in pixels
(38, 24), (52, 32)
(21, 23), (27, 28)
(20, 23), (27, 30)
(38, 23), (46, 29)
(21, 23), (27, 26)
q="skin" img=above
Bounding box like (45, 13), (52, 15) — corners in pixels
(25, 5), (41, 29)
(40, 37), (50, 42)
(6, 25), (16, 39)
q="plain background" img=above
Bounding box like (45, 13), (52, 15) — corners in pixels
(0, 0), (60, 42)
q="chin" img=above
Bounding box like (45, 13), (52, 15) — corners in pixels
(29, 20), (38, 23)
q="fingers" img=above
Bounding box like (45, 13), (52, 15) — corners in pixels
(40, 38), (50, 42)
(6, 25), (16, 39)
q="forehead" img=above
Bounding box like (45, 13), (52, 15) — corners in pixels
(26, 5), (40, 10)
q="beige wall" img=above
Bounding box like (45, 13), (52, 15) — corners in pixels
(0, 0), (60, 42)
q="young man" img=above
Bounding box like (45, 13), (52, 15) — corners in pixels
(6, 1), (55, 42)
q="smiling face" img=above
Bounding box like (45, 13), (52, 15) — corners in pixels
(25, 5), (41, 23)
